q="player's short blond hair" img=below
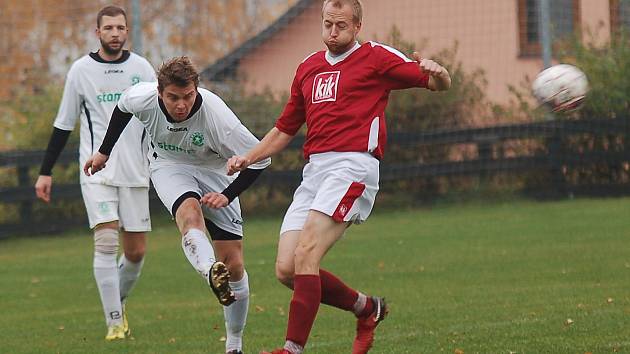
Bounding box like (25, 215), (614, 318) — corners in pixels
(322, 0), (363, 24)
(157, 56), (199, 93)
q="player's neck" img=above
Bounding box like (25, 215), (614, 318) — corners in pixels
(98, 48), (124, 62)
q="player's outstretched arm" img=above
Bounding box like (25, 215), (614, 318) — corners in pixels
(412, 52), (451, 91)
(227, 127), (293, 176)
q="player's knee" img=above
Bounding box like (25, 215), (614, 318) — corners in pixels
(226, 260), (244, 280)
(125, 247), (145, 263)
(94, 228), (119, 255)
(275, 265), (295, 289)
(294, 237), (317, 262)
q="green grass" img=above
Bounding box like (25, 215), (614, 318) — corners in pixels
(1, 198), (630, 353)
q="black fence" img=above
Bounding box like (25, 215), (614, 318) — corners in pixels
(2, 117), (629, 238)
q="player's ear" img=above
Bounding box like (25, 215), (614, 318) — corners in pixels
(355, 20), (362, 32)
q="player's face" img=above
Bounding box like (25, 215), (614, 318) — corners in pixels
(96, 15), (128, 56)
(159, 83), (198, 122)
(322, 3), (361, 55)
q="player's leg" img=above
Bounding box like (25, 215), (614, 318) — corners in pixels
(117, 232), (145, 337)
(118, 232), (145, 301)
(281, 210), (348, 354)
(213, 237), (248, 354)
(199, 170), (249, 354)
(116, 186), (151, 336)
(276, 231), (381, 326)
(273, 153), (384, 353)
(151, 165), (233, 305)
(81, 183), (125, 340)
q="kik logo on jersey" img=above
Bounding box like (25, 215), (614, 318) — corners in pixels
(312, 71), (340, 104)
(190, 132), (205, 146)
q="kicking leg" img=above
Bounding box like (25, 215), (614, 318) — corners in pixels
(176, 197), (235, 306)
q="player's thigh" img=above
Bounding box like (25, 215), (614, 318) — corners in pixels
(80, 183), (119, 229)
(196, 170), (244, 238)
(298, 210), (349, 260)
(151, 165), (202, 216)
(118, 186), (151, 232)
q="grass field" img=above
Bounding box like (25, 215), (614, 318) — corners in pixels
(1, 198), (630, 353)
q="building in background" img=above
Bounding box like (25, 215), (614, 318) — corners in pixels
(203, 0), (627, 105)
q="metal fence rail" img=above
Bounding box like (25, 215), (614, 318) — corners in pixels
(2, 117), (629, 238)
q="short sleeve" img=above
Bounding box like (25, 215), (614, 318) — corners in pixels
(142, 59), (157, 82)
(275, 69), (306, 135)
(53, 65), (82, 131)
(371, 42), (430, 90)
(203, 91), (269, 168)
(117, 82), (156, 116)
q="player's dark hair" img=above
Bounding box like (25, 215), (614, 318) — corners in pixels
(157, 56), (200, 93)
(322, 0), (363, 24)
(97, 6), (127, 28)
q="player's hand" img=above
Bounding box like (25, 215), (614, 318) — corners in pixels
(201, 192), (229, 209)
(412, 52), (446, 77)
(35, 175), (53, 203)
(226, 156), (251, 176)
(83, 152), (109, 176)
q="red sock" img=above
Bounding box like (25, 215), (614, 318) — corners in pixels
(286, 274), (321, 348)
(319, 269), (359, 311)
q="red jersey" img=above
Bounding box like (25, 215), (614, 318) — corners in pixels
(275, 41), (430, 160)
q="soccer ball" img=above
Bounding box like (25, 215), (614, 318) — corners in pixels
(532, 64), (589, 112)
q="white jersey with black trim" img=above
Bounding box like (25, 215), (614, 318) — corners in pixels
(117, 82), (271, 172)
(53, 51), (156, 186)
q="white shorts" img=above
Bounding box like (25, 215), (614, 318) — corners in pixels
(150, 164), (244, 237)
(80, 183), (151, 231)
(280, 152), (380, 235)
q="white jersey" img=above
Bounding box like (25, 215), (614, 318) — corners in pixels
(54, 51), (156, 186)
(117, 82), (270, 172)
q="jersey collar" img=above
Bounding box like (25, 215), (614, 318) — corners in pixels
(158, 92), (203, 124)
(325, 41), (361, 66)
(89, 50), (131, 64)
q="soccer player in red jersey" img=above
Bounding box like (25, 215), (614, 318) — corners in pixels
(227, 1), (451, 353)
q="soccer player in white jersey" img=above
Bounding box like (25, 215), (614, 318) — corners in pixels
(34, 6), (155, 341)
(83, 56), (270, 354)
(227, 1), (451, 353)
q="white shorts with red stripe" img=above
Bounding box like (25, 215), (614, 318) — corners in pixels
(280, 152), (380, 234)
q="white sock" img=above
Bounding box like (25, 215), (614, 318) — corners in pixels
(93, 228), (122, 327)
(118, 255), (144, 302)
(181, 228), (216, 278)
(353, 292), (369, 316)
(224, 271), (249, 352)
(284, 340), (304, 354)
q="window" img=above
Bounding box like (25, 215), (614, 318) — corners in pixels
(518, 0), (581, 56)
(610, 0), (630, 34)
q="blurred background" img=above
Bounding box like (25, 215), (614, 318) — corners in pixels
(1, 0), (630, 237)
